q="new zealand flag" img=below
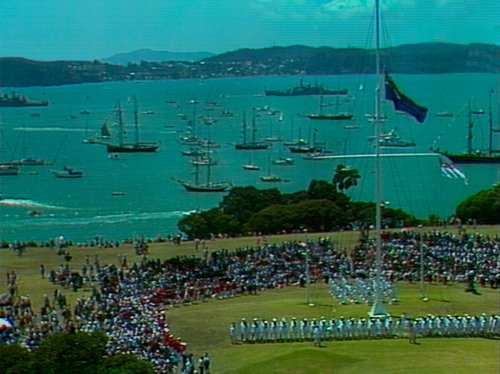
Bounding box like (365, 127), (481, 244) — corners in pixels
(385, 73), (428, 123)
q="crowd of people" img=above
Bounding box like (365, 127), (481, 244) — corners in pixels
(0, 229), (499, 373)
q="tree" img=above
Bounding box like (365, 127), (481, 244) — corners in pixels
(291, 199), (344, 231)
(178, 212), (210, 240)
(31, 331), (108, 374)
(178, 208), (242, 239)
(332, 164), (361, 192)
(0, 344), (32, 374)
(246, 204), (294, 234)
(219, 186), (284, 223)
(100, 354), (155, 374)
(246, 199), (344, 233)
(456, 185), (500, 224)
(2, 331), (155, 374)
(307, 179), (350, 208)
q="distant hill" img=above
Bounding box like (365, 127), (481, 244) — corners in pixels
(205, 43), (500, 74)
(0, 43), (498, 87)
(101, 49), (214, 64)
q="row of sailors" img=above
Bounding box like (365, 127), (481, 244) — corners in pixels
(229, 314), (500, 344)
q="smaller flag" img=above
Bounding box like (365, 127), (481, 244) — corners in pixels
(385, 73), (428, 123)
(440, 158), (468, 184)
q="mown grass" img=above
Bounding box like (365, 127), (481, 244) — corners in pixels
(1, 226), (499, 373)
(166, 282), (500, 373)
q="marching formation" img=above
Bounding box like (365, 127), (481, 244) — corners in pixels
(229, 314), (500, 344)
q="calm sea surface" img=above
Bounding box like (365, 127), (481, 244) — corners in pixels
(0, 74), (498, 242)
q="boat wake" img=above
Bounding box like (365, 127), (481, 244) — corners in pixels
(0, 210), (192, 228)
(14, 127), (87, 133)
(0, 198), (65, 210)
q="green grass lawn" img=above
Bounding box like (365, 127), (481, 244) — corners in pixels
(166, 282), (500, 373)
(1, 226), (499, 373)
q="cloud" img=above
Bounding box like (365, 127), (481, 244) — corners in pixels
(323, 0), (370, 13)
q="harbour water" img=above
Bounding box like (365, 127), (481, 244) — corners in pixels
(0, 74), (498, 243)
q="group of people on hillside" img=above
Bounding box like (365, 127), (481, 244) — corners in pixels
(0, 230), (499, 373)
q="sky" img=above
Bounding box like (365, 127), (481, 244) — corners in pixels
(2, 0), (499, 61)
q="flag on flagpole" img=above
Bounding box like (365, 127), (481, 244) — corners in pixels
(385, 73), (428, 123)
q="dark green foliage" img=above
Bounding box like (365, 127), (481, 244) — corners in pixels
(282, 190), (309, 205)
(382, 207), (419, 228)
(307, 179), (350, 209)
(246, 204), (295, 234)
(219, 186), (284, 224)
(1, 331), (154, 374)
(246, 199), (344, 234)
(0, 344), (32, 374)
(456, 185), (500, 224)
(178, 208), (242, 239)
(31, 331), (108, 374)
(100, 354), (156, 374)
(293, 199), (345, 232)
(332, 164), (361, 193)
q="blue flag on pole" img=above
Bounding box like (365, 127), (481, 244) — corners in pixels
(384, 73), (428, 123)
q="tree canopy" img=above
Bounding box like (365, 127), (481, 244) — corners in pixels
(0, 331), (154, 374)
(455, 184), (500, 224)
(178, 170), (422, 239)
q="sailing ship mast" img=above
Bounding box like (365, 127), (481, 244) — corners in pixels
(117, 101), (125, 147)
(467, 98), (473, 155)
(133, 96), (140, 145)
(370, 0), (389, 318)
(489, 88), (500, 157)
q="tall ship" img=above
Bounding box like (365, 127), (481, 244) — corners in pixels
(178, 158), (230, 192)
(433, 96), (500, 164)
(234, 112), (269, 150)
(307, 96), (353, 121)
(265, 79), (348, 96)
(0, 91), (49, 107)
(106, 97), (160, 153)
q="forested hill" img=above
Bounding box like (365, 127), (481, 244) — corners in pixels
(1, 43), (499, 87)
(207, 43), (500, 74)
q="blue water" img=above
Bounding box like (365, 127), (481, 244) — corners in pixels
(0, 74), (498, 242)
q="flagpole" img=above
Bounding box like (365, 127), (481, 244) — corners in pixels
(369, 0), (389, 318)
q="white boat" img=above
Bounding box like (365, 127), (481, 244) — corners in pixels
(242, 162), (260, 171)
(368, 128), (416, 148)
(302, 151), (334, 160)
(0, 164), (20, 176)
(260, 175), (281, 182)
(182, 148), (206, 157)
(260, 156), (281, 182)
(192, 156), (217, 166)
(272, 157), (294, 165)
